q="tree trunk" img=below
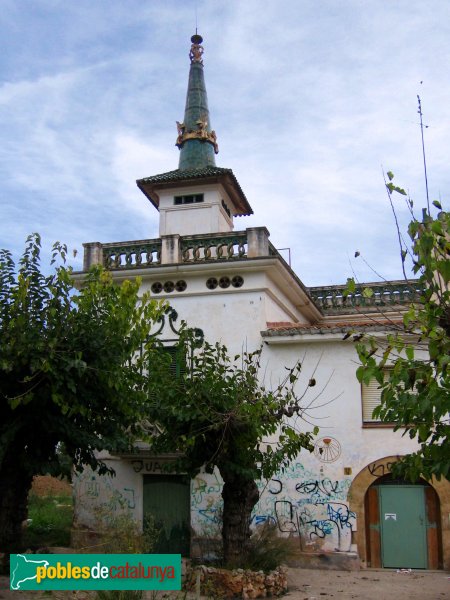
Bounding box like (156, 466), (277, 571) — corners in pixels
(0, 457), (33, 573)
(221, 471), (259, 567)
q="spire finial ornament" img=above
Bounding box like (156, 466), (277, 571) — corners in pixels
(176, 33), (219, 168)
(189, 33), (204, 64)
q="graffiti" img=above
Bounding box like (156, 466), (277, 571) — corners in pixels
(274, 500), (298, 533)
(192, 473), (222, 506)
(131, 460), (169, 473)
(297, 502), (355, 550)
(295, 478), (339, 497)
(74, 470), (137, 525)
(368, 460), (396, 477)
(269, 483), (356, 552)
(84, 476), (99, 498)
(281, 462), (316, 480)
(191, 472), (224, 530)
(122, 488), (135, 509)
(251, 515), (276, 526)
(199, 508), (221, 523)
(187, 466), (355, 554)
(268, 479), (282, 494)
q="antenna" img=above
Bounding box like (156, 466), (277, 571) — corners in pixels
(195, 2), (198, 35)
(417, 94), (430, 214)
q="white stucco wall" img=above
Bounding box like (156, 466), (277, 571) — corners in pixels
(73, 325), (420, 556)
(73, 251), (421, 557)
(159, 184), (234, 236)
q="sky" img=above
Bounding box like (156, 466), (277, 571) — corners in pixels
(0, 0), (449, 286)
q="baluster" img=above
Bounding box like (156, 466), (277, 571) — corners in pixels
(193, 245), (201, 261)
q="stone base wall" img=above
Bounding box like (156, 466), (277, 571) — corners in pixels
(185, 564), (288, 599)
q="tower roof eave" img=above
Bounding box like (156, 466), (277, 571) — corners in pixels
(136, 166), (253, 216)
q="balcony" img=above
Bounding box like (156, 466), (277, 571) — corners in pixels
(83, 227), (273, 271)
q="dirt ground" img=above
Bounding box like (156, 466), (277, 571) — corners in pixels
(1, 567), (449, 600)
(286, 567), (449, 599)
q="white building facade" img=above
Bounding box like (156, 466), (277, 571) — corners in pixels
(73, 34), (450, 570)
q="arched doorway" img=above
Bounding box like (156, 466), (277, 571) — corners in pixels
(365, 474), (442, 569)
(347, 456), (448, 569)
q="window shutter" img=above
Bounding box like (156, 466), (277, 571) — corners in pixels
(163, 346), (186, 378)
(362, 378), (383, 422)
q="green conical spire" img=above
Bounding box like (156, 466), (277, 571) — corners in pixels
(176, 33), (219, 171)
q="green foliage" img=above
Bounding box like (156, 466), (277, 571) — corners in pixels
(23, 492), (73, 548)
(146, 332), (317, 482)
(350, 175), (450, 482)
(145, 331), (317, 564)
(0, 233), (163, 551)
(0, 233), (162, 475)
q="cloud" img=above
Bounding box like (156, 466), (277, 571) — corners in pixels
(0, 0), (449, 284)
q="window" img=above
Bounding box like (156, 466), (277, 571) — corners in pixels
(162, 345), (186, 379)
(174, 194), (204, 205)
(362, 378), (383, 423)
(361, 369), (392, 424)
(362, 368), (419, 426)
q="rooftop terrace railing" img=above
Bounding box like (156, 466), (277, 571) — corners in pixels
(180, 231), (248, 262)
(102, 240), (162, 269)
(309, 281), (424, 312)
(83, 228), (272, 271)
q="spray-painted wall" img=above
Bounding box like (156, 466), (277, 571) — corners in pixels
(73, 334), (422, 558)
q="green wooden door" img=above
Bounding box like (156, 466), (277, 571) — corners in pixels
(379, 486), (427, 568)
(143, 475), (191, 556)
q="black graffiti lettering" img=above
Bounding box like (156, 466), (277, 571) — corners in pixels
(131, 460), (143, 473)
(368, 461), (395, 477)
(298, 501), (355, 542)
(268, 479), (282, 494)
(274, 500), (297, 533)
(295, 478), (339, 497)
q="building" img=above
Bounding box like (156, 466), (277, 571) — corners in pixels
(73, 33), (450, 570)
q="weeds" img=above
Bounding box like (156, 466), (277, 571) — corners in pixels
(240, 522), (300, 572)
(23, 492), (73, 548)
(86, 507), (160, 554)
(95, 591), (143, 600)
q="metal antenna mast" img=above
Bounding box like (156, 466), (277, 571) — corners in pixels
(417, 94), (430, 214)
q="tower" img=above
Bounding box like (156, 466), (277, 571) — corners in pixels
(137, 34), (253, 237)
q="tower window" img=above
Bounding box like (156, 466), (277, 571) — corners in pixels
(174, 194), (204, 205)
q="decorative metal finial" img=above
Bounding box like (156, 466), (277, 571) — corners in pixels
(189, 33), (204, 64)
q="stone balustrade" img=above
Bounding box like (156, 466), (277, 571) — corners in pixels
(83, 227), (273, 270)
(309, 281), (423, 311)
(180, 231), (248, 262)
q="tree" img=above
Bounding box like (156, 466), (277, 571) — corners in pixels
(146, 331), (318, 566)
(0, 234), (162, 559)
(349, 174), (450, 482)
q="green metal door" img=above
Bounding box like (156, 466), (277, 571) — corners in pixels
(143, 475), (191, 556)
(379, 485), (427, 568)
